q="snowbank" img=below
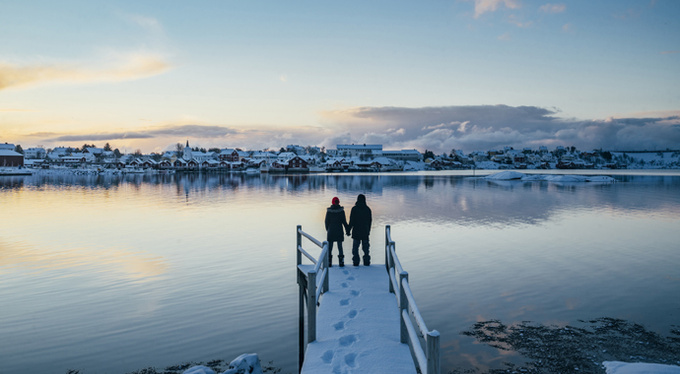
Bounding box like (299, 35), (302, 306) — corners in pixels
(483, 170), (616, 182)
(403, 161), (426, 171)
(183, 353), (263, 374)
(603, 361), (680, 374)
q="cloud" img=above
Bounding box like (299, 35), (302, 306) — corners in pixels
(46, 133), (155, 142)
(34, 123), (337, 152)
(321, 105), (680, 153)
(473, 0), (521, 18)
(498, 32), (512, 41)
(43, 124), (238, 143)
(22, 106), (680, 154)
(0, 53), (171, 91)
(507, 15), (533, 28)
(124, 13), (164, 34)
(0, 108), (35, 112)
(539, 3), (566, 14)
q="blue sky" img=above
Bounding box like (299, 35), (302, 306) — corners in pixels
(1, 0), (678, 153)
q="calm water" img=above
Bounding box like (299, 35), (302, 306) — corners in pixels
(1, 171), (679, 373)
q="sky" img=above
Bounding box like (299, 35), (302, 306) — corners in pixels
(1, 0), (679, 154)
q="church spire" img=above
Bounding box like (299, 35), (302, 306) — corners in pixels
(183, 140), (193, 160)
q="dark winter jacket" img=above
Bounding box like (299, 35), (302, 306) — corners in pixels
(325, 204), (349, 242)
(348, 196), (372, 240)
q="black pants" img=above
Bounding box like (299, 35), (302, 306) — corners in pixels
(352, 238), (370, 265)
(328, 241), (344, 262)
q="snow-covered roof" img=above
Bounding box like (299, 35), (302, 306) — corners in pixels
(0, 149), (22, 156)
(371, 157), (397, 165)
(84, 147), (104, 154)
(277, 151), (296, 159)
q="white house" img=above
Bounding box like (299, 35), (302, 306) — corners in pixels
(83, 147), (105, 156)
(382, 149), (421, 161)
(277, 151), (297, 161)
(25, 147), (47, 159)
(334, 144), (383, 158)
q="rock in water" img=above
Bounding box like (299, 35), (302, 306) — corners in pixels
(222, 353), (263, 374)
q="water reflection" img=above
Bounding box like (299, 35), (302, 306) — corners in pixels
(1, 171), (679, 374)
(0, 239), (167, 280)
(4, 172), (679, 216)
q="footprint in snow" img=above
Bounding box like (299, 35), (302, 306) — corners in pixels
(333, 321), (344, 331)
(344, 353), (357, 367)
(347, 276), (355, 281)
(348, 310), (358, 319)
(341, 282), (348, 288)
(340, 299), (349, 306)
(350, 290), (360, 296)
(339, 334), (356, 346)
(322, 350), (334, 364)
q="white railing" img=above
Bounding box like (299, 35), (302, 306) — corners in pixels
(296, 225), (329, 373)
(385, 225), (441, 374)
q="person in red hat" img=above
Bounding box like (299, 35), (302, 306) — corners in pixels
(324, 197), (349, 267)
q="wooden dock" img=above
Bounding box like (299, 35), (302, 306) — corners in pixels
(297, 225), (440, 374)
(300, 265), (416, 373)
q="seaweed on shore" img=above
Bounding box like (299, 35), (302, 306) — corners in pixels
(123, 360), (285, 374)
(66, 359), (286, 374)
(458, 317), (680, 374)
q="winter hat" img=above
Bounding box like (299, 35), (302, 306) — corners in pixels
(332, 197), (340, 205)
(356, 194), (366, 204)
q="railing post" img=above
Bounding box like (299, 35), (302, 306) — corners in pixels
(322, 241), (329, 293)
(385, 225), (390, 274)
(297, 225), (302, 268)
(399, 271), (409, 344)
(308, 270), (317, 343)
(427, 330), (441, 374)
(297, 225), (304, 373)
(298, 274), (305, 373)
(388, 241), (396, 293)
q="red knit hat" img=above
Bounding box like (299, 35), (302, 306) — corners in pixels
(332, 197), (340, 205)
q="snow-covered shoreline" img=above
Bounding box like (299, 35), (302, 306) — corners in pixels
(180, 359), (680, 374)
(482, 170), (617, 182)
(603, 361), (680, 374)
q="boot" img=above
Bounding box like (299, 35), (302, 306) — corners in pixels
(338, 255), (344, 267)
(363, 254), (371, 266)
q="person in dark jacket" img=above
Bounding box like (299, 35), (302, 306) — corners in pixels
(347, 194), (372, 266)
(324, 196), (349, 267)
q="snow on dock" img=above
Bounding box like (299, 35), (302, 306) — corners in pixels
(301, 265), (416, 374)
(296, 225), (438, 374)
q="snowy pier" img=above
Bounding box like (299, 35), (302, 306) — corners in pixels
(296, 225), (440, 374)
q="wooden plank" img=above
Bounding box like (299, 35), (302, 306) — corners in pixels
(301, 265), (416, 374)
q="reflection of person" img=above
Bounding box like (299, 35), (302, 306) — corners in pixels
(348, 194), (372, 266)
(324, 197), (349, 267)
